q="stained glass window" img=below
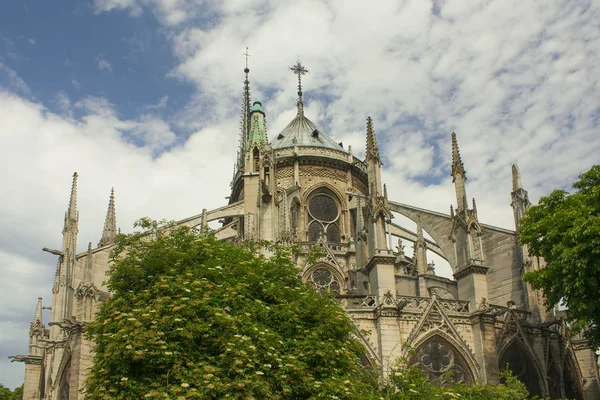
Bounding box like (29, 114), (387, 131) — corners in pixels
(409, 336), (473, 387)
(309, 194), (338, 222)
(307, 193), (340, 243)
(308, 221), (324, 242)
(327, 224), (340, 242)
(309, 267), (341, 294)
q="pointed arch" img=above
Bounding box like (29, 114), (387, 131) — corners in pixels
(302, 261), (345, 295)
(303, 184), (345, 243)
(563, 350), (584, 400)
(408, 333), (477, 386)
(498, 340), (544, 397)
(57, 356), (72, 400)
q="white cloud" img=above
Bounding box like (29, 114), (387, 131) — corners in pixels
(71, 78), (81, 90)
(95, 55), (113, 73)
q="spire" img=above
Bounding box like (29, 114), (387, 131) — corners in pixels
(365, 116), (380, 162)
(29, 296), (45, 338)
(64, 172), (78, 231)
(99, 188), (117, 247)
(238, 47), (252, 171)
(472, 198), (477, 214)
(289, 59), (308, 116)
(512, 164), (523, 191)
(33, 297), (43, 326)
(451, 132), (466, 179)
(450, 133), (468, 212)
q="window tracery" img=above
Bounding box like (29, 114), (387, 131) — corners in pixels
(409, 336), (473, 386)
(307, 193), (340, 242)
(308, 267), (341, 294)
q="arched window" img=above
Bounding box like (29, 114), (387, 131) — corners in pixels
(307, 267), (341, 294)
(307, 193), (340, 242)
(409, 335), (474, 386)
(499, 343), (542, 397)
(59, 359), (71, 400)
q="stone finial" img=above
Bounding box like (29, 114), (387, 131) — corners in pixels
(99, 188), (117, 247)
(512, 164), (523, 191)
(84, 242), (93, 282)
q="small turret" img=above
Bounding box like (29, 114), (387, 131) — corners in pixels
(248, 101), (267, 147)
(98, 188), (117, 247)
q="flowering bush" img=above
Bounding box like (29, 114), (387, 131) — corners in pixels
(84, 219), (379, 399)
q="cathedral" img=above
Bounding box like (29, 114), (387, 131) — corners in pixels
(11, 61), (600, 399)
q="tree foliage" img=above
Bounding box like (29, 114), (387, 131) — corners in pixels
(519, 165), (600, 346)
(84, 219), (379, 399)
(381, 362), (530, 400)
(0, 384), (23, 400)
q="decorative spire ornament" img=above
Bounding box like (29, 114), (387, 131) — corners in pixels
(511, 164), (523, 191)
(365, 116), (380, 163)
(64, 172), (79, 233)
(451, 132), (466, 180)
(289, 59), (308, 116)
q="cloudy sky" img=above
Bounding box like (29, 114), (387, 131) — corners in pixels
(1, 0), (599, 389)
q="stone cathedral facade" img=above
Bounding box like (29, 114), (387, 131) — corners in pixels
(11, 63), (600, 399)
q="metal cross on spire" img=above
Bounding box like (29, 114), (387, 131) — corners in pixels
(290, 59), (308, 115)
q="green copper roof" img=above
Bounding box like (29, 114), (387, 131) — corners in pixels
(248, 102), (267, 146)
(251, 101), (264, 113)
(272, 113), (348, 153)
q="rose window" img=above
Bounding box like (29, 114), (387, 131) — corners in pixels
(410, 336), (473, 386)
(307, 194), (340, 242)
(309, 268), (341, 294)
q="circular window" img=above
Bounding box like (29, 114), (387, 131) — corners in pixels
(309, 268), (341, 294)
(309, 194), (338, 222)
(307, 193), (340, 242)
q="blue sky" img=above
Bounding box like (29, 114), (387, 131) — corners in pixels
(1, 0), (600, 390)
(0, 1), (192, 129)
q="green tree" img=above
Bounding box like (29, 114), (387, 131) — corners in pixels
(381, 362), (530, 400)
(84, 219), (379, 399)
(519, 165), (600, 346)
(0, 384), (23, 400)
